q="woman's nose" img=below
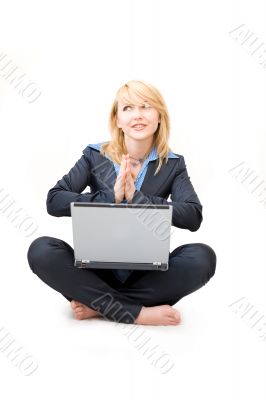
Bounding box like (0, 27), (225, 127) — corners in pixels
(132, 106), (144, 117)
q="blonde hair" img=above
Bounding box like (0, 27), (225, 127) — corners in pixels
(100, 80), (174, 175)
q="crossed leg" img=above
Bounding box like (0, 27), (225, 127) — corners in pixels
(27, 237), (216, 326)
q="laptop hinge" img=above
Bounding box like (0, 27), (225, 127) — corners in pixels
(74, 260), (168, 271)
(75, 260), (90, 268)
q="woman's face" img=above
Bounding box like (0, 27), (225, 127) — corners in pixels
(116, 99), (160, 142)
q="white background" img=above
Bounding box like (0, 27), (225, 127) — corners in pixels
(0, 0), (266, 398)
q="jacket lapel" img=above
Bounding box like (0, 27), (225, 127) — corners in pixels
(139, 160), (172, 195)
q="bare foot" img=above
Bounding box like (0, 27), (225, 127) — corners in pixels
(134, 305), (181, 326)
(71, 300), (102, 320)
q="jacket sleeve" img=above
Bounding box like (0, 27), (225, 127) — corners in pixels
(130, 155), (203, 231)
(46, 153), (115, 217)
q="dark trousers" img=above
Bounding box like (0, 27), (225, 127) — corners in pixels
(27, 236), (217, 324)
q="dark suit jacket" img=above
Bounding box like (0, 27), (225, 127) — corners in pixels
(46, 145), (203, 232)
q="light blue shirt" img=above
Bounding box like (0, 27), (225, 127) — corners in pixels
(88, 141), (179, 282)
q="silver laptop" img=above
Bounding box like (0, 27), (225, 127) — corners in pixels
(70, 202), (173, 271)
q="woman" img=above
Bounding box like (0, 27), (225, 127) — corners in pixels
(27, 80), (217, 326)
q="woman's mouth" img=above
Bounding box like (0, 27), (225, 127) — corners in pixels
(132, 124), (147, 130)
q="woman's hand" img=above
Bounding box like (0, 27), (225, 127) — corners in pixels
(123, 155), (136, 203)
(114, 155), (126, 203)
(114, 154), (136, 203)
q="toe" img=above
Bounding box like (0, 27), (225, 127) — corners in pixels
(71, 300), (81, 310)
(169, 313), (180, 324)
(170, 320), (179, 325)
(75, 310), (84, 319)
(173, 314), (181, 323)
(71, 301), (77, 310)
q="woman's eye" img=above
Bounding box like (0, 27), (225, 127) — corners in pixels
(123, 104), (150, 111)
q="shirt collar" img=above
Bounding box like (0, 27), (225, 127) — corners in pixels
(88, 142), (179, 163)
